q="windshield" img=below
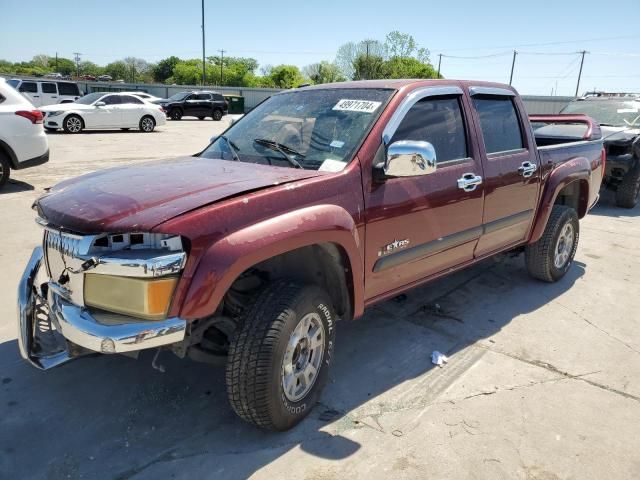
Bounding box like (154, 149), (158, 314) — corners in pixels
(7, 79), (19, 88)
(167, 92), (190, 101)
(74, 92), (105, 105)
(200, 88), (393, 170)
(562, 100), (640, 127)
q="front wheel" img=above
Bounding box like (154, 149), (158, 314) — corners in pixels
(226, 280), (336, 431)
(615, 167), (640, 208)
(525, 205), (579, 282)
(139, 116), (155, 132)
(63, 114), (83, 134)
(169, 109), (182, 121)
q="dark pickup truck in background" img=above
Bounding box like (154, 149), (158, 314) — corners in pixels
(19, 79), (604, 431)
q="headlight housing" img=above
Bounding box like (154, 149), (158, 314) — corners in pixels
(47, 111), (64, 117)
(84, 274), (178, 320)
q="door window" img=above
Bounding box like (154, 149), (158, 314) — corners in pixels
(473, 97), (524, 154)
(121, 95), (143, 104)
(19, 82), (37, 93)
(101, 95), (121, 105)
(195, 93), (211, 100)
(42, 82), (57, 94)
(58, 82), (80, 96)
(391, 96), (468, 162)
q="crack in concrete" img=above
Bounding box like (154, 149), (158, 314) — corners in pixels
(556, 301), (640, 356)
(478, 344), (640, 403)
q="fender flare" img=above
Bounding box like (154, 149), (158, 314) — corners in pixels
(175, 204), (364, 321)
(529, 156), (591, 244)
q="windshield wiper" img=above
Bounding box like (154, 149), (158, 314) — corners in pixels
(253, 138), (304, 169)
(219, 135), (240, 161)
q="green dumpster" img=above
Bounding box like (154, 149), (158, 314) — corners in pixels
(224, 94), (245, 114)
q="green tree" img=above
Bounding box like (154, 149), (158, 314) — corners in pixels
(268, 65), (306, 88)
(31, 54), (50, 69)
(104, 61), (129, 81)
(382, 57), (439, 79)
(335, 40), (385, 79)
(353, 54), (386, 80)
(153, 56), (180, 83)
(303, 61), (346, 84)
(55, 57), (77, 75)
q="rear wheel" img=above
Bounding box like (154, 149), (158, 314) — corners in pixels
(139, 115), (155, 132)
(226, 280), (336, 431)
(0, 153), (10, 189)
(615, 167), (640, 208)
(170, 109), (182, 121)
(525, 205), (579, 282)
(197, 116), (205, 120)
(212, 109), (223, 121)
(63, 114), (83, 134)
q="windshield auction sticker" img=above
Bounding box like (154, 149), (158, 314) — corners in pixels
(333, 99), (382, 113)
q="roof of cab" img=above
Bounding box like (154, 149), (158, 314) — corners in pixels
(295, 78), (517, 94)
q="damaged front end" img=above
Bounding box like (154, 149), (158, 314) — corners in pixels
(17, 224), (188, 370)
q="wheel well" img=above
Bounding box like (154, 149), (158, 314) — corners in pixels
(64, 113), (84, 126)
(554, 180), (589, 218)
(224, 243), (354, 321)
(0, 140), (18, 169)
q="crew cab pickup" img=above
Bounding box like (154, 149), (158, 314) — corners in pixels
(18, 80), (604, 431)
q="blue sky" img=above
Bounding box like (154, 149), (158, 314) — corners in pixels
(2, 0), (639, 96)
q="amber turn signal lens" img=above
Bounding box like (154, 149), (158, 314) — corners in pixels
(84, 274), (178, 320)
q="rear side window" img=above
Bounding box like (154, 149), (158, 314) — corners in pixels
(58, 82), (80, 96)
(42, 82), (57, 94)
(391, 96), (468, 162)
(101, 95), (121, 105)
(473, 97), (524, 154)
(19, 82), (37, 93)
(213, 94), (224, 101)
(196, 93), (211, 100)
(121, 95), (143, 104)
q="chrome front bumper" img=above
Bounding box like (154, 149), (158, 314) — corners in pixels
(18, 246), (187, 370)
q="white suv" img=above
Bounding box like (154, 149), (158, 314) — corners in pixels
(0, 78), (49, 188)
(6, 78), (82, 107)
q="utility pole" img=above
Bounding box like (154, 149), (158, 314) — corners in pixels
(73, 52), (82, 78)
(201, 0), (206, 85)
(363, 40), (375, 80)
(219, 49), (226, 86)
(55, 52), (58, 72)
(574, 50), (587, 97)
(437, 53), (442, 78)
(509, 50), (517, 85)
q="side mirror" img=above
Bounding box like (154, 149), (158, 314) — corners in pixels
(375, 140), (437, 180)
(95, 101), (106, 107)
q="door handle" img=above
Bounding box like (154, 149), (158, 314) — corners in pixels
(518, 161), (537, 178)
(457, 173), (483, 192)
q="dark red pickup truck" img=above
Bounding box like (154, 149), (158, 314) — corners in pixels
(19, 80), (604, 430)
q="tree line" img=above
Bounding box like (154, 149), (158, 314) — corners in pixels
(0, 31), (441, 88)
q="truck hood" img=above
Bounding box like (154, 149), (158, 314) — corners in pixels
(35, 157), (322, 233)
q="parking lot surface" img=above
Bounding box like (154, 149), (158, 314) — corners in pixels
(1, 119), (639, 480)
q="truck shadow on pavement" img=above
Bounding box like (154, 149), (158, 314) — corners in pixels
(0, 256), (585, 480)
(0, 179), (35, 195)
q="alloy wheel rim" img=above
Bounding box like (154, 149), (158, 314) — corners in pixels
(281, 312), (325, 402)
(554, 222), (574, 269)
(142, 118), (153, 131)
(67, 117), (81, 132)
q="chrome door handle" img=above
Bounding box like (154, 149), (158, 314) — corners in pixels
(518, 161), (537, 178)
(457, 173), (483, 192)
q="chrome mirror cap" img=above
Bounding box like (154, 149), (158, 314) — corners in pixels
(385, 140), (437, 177)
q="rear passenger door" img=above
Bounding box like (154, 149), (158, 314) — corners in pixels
(364, 87), (485, 299)
(89, 94), (123, 127)
(40, 82), (59, 106)
(468, 87), (540, 256)
(119, 95), (145, 126)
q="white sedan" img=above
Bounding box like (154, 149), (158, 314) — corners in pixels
(41, 92), (166, 133)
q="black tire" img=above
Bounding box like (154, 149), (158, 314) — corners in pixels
(212, 109), (223, 121)
(525, 205), (579, 282)
(44, 127), (57, 133)
(62, 114), (83, 134)
(139, 115), (155, 133)
(169, 109), (183, 121)
(197, 116), (205, 121)
(615, 167), (640, 208)
(0, 153), (10, 189)
(226, 280), (336, 431)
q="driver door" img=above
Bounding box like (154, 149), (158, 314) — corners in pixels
(364, 89), (485, 299)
